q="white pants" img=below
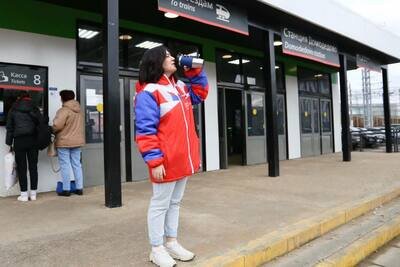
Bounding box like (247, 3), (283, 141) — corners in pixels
(148, 178), (188, 246)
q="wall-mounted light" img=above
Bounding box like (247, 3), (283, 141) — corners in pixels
(164, 12), (179, 18)
(222, 54), (233, 59)
(314, 74), (323, 78)
(78, 28), (99, 39)
(119, 34), (133, 40)
(135, 41), (163, 49)
(275, 66), (280, 69)
(273, 41), (283, 46)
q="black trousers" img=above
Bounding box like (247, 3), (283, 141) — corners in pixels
(15, 148), (38, 192)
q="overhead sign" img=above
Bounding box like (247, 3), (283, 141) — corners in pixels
(356, 54), (381, 73)
(281, 28), (340, 67)
(0, 63), (47, 91)
(158, 0), (248, 35)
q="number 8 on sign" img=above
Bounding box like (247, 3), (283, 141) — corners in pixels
(33, 74), (41, 85)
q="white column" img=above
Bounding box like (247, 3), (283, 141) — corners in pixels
(203, 62), (220, 171)
(332, 73), (342, 152)
(286, 75), (301, 159)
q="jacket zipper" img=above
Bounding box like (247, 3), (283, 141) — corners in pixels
(165, 75), (195, 174)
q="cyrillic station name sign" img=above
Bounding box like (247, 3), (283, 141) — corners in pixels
(281, 28), (340, 67)
(158, 0), (248, 35)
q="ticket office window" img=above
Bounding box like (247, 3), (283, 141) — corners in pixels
(0, 63), (47, 126)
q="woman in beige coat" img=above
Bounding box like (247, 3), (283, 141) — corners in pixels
(52, 90), (85, 196)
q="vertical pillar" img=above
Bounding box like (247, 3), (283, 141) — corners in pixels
(339, 54), (351, 161)
(382, 67), (393, 152)
(263, 31), (279, 176)
(103, 0), (122, 208)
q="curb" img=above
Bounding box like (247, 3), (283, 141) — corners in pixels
(315, 214), (400, 267)
(194, 188), (400, 267)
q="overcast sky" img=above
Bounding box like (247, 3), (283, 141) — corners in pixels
(334, 0), (400, 93)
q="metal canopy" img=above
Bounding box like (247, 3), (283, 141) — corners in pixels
(37, 0), (399, 65)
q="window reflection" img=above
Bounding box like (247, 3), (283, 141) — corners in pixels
(243, 57), (265, 88)
(216, 51), (241, 84)
(247, 94), (265, 136)
(301, 99), (312, 134)
(298, 68), (331, 96)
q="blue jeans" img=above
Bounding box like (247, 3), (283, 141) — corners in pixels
(148, 178), (188, 246)
(57, 147), (83, 191)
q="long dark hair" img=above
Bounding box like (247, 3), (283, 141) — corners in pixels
(138, 45), (176, 84)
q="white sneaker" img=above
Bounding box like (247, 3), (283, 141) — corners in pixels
(165, 241), (195, 262)
(30, 190), (37, 201)
(149, 246), (176, 267)
(17, 192), (29, 202)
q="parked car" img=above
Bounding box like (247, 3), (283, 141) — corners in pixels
(350, 126), (384, 149)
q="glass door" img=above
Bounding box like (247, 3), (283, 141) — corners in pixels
(79, 75), (126, 186)
(300, 97), (321, 157)
(320, 99), (333, 154)
(245, 91), (266, 165)
(130, 79), (149, 181)
(277, 94), (287, 160)
(312, 98), (321, 155)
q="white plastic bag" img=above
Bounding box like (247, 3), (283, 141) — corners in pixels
(4, 151), (18, 190)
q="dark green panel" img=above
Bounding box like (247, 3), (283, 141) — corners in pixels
(277, 54), (339, 77)
(0, 0), (100, 38)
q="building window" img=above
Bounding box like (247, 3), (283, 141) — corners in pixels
(78, 24), (201, 73)
(216, 50), (242, 84)
(298, 68), (331, 96)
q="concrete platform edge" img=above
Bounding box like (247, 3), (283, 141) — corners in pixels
(194, 187), (400, 267)
(315, 214), (400, 267)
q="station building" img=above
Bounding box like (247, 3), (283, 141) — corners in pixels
(1, 0), (399, 202)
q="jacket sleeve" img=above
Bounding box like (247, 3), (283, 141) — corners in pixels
(52, 108), (68, 133)
(5, 109), (14, 146)
(135, 91), (164, 168)
(184, 68), (209, 105)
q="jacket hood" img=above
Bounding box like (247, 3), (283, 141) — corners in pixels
(63, 100), (81, 113)
(14, 98), (34, 113)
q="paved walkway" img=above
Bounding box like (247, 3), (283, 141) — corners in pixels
(1, 151), (400, 267)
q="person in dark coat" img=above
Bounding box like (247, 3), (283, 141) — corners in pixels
(6, 91), (41, 202)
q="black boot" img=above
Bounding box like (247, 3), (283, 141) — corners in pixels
(75, 189), (83, 195)
(57, 190), (71, 197)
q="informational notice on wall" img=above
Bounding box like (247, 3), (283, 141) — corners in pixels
(158, 0), (248, 35)
(281, 27), (340, 67)
(356, 54), (381, 73)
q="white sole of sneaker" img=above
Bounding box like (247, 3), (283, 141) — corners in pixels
(166, 251), (195, 262)
(149, 253), (177, 267)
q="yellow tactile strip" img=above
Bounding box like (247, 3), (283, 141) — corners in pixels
(194, 188), (400, 267)
(315, 214), (400, 267)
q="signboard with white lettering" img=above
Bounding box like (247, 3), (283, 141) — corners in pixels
(356, 54), (381, 73)
(281, 28), (340, 67)
(0, 63), (47, 91)
(158, 0), (248, 35)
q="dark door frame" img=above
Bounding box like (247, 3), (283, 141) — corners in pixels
(218, 84), (246, 168)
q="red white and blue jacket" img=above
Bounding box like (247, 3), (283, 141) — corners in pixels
(135, 68), (209, 183)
